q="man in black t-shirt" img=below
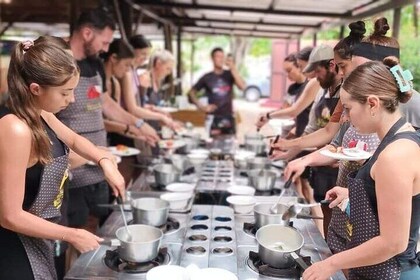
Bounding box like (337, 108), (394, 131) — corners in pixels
(188, 48), (246, 136)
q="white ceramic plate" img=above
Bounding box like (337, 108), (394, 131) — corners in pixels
(108, 146), (141, 157)
(320, 149), (372, 161)
(166, 183), (195, 193)
(159, 107), (178, 113)
(158, 139), (186, 150)
(87, 155), (121, 166)
(147, 265), (189, 280)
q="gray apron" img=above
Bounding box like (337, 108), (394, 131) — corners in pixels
(18, 151), (70, 280)
(346, 119), (407, 279)
(57, 74), (106, 188)
(327, 125), (380, 253)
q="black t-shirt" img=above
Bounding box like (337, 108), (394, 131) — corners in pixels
(78, 56), (107, 93)
(193, 70), (235, 117)
(288, 80), (310, 137)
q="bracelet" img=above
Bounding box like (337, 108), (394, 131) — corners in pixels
(97, 157), (111, 166)
(266, 112), (271, 119)
(135, 119), (145, 128)
(124, 124), (130, 134)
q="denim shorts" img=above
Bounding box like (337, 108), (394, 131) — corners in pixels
(400, 261), (420, 280)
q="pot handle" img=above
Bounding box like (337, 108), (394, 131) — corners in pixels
(289, 251), (310, 270)
(99, 239), (120, 247)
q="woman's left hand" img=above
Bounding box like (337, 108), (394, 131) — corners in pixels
(302, 260), (336, 280)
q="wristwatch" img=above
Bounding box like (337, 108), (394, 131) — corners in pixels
(135, 119), (145, 128)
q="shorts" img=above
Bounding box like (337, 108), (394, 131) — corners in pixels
(66, 181), (110, 227)
(309, 166), (338, 202)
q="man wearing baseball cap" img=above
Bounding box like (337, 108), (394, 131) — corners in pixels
(303, 44), (335, 74)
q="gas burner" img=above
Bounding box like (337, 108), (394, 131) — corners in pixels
(159, 217), (180, 234)
(188, 234), (208, 241)
(247, 251), (311, 278)
(212, 247), (233, 254)
(191, 224), (208, 230)
(192, 215), (209, 221)
(104, 247), (169, 274)
(217, 178), (231, 183)
(200, 178), (214, 182)
(148, 182), (166, 190)
(243, 222), (294, 237)
(129, 217), (180, 235)
(186, 246), (206, 255)
(254, 188), (282, 196)
(215, 216), (232, 222)
(214, 226), (232, 231)
(213, 236), (232, 242)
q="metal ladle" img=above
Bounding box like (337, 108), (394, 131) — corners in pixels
(116, 196), (133, 242)
(281, 200), (331, 220)
(270, 176), (294, 214)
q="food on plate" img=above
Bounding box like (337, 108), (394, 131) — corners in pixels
(116, 144), (128, 151)
(327, 145), (343, 153)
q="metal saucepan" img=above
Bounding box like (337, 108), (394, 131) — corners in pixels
(248, 169), (277, 191)
(254, 203), (290, 229)
(164, 154), (191, 172)
(247, 156), (271, 170)
(244, 140), (266, 155)
(256, 224), (309, 270)
(244, 132), (264, 143)
(101, 224), (163, 263)
(153, 163), (181, 186)
(131, 198), (169, 227)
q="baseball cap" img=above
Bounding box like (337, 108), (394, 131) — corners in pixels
(303, 44), (334, 73)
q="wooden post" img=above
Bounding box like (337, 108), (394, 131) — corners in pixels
(312, 33), (317, 47)
(176, 24), (182, 95)
(392, 7), (401, 39)
(339, 25), (345, 39)
(120, 0), (133, 39)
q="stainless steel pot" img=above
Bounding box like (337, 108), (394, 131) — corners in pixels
(244, 132), (264, 143)
(153, 163), (181, 186)
(164, 154), (191, 172)
(254, 203), (289, 228)
(115, 224), (163, 263)
(248, 169), (277, 191)
(247, 156), (271, 170)
(244, 140), (266, 155)
(256, 224), (308, 269)
(131, 198), (169, 227)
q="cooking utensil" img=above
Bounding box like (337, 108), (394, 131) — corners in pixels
(268, 135), (280, 156)
(153, 163), (181, 186)
(244, 140), (266, 155)
(254, 203), (290, 229)
(282, 199), (331, 221)
(131, 197), (169, 227)
(256, 116), (264, 132)
(270, 177), (293, 214)
(164, 154), (191, 172)
(247, 156), (271, 170)
(256, 224), (308, 269)
(116, 196), (132, 242)
(248, 169), (277, 191)
(106, 224), (163, 263)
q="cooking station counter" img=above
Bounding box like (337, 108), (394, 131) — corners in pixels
(65, 205), (346, 280)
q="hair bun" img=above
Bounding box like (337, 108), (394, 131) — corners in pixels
(348, 21), (366, 38)
(374, 17), (390, 36)
(382, 56), (399, 68)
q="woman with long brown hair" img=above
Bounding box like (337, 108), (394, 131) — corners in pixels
(0, 36), (125, 279)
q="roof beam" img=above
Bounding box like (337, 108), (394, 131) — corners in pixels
(181, 24), (302, 34)
(134, 0), (351, 18)
(161, 15), (319, 28)
(183, 29), (291, 39)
